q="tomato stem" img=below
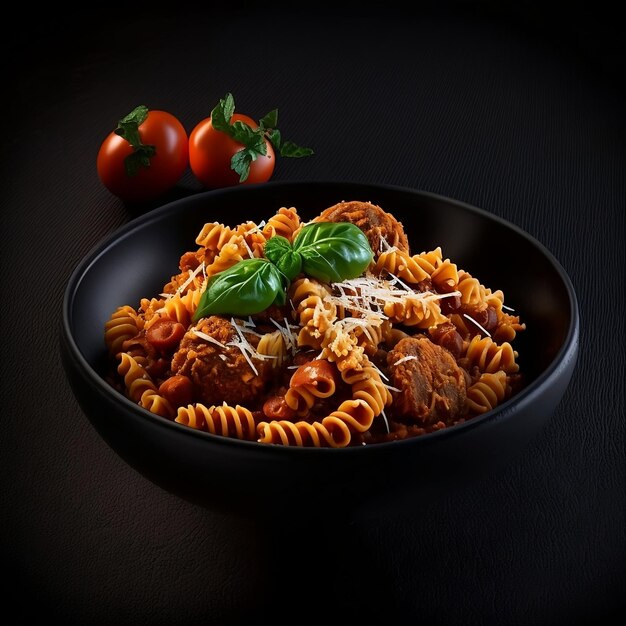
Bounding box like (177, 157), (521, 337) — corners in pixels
(114, 105), (157, 177)
(210, 93), (313, 182)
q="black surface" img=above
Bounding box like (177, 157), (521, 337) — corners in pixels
(2, 4), (625, 625)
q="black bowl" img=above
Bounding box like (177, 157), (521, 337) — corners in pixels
(61, 181), (579, 520)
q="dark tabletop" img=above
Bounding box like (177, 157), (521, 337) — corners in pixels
(2, 4), (625, 625)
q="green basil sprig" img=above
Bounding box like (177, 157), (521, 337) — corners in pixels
(194, 259), (286, 319)
(293, 221), (373, 283)
(193, 221), (373, 320)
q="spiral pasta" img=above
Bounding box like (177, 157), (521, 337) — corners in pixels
(456, 271), (484, 305)
(257, 417), (352, 448)
(372, 248), (429, 283)
(117, 352), (158, 403)
(176, 402), (258, 440)
(147, 289), (202, 328)
(195, 221), (238, 250)
(256, 330), (289, 367)
(105, 200), (526, 447)
(105, 305), (144, 356)
(430, 258), (459, 293)
(140, 389), (175, 418)
(205, 240), (246, 278)
(383, 296), (448, 329)
(289, 277), (337, 348)
(262, 206), (302, 241)
(466, 371), (510, 414)
(462, 335), (519, 374)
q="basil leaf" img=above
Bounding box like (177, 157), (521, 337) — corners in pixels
(264, 236), (291, 264)
(293, 222), (373, 283)
(193, 259), (284, 318)
(264, 236), (302, 281)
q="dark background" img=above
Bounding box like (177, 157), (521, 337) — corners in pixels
(2, 3), (624, 625)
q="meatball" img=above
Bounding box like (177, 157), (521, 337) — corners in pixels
(387, 336), (466, 425)
(171, 316), (270, 407)
(315, 200), (410, 254)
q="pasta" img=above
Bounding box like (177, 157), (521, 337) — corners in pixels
(176, 402), (258, 440)
(104, 200), (526, 447)
(104, 305), (144, 356)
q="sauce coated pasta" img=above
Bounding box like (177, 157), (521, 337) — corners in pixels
(104, 200), (525, 447)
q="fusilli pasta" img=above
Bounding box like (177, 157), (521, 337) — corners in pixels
(104, 200), (526, 447)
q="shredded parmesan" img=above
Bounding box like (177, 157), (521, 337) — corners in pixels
(329, 272), (460, 313)
(161, 262), (205, 300)
(227, 317), (260, 376)
(270, 317), (299, 356)
(393, 355), (418, 366)
(502, 304), (515, 312)
(243, 219), (266, 235)
(192, 329), (226, 349)
(380, 408), (390, 433)
(241, 238), (255, 258)
(378, 235), (394, 253)
(463, 313), (492, 337)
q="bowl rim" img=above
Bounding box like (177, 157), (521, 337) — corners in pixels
(62, 180), (580, 456)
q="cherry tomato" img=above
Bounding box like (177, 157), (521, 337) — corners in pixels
(188, 113), (275, 188)
(146, 317), (186, 352)
(97, 108), (189, 203)
(159, 375), (194, 407)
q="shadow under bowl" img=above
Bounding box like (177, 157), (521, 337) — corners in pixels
(61, 181), (579, 521)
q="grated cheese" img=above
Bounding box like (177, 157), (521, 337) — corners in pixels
(192, 329), (226, 349)
(393, 355), (418, 366)
(328, 272), (460, 313)
(378, 235), (395, 253)
(227, 317), (260, 376)
(380, 408), (390, 433)
(161, 262), (205, 301)
(270, 316), (299, 356)
(241, 238), (255, 258)
(463, 313), (492, 337)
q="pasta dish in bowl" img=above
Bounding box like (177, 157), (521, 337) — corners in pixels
(61, 182), (578, 518)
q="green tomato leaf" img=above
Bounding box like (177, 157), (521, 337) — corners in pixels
(259, 109), (278, 130)
(279, 141), (314, 158)
(124, 145), (156, 176)
(230, 149), (254, 182)
(193, 259), (284, 319)
(115, 105), (149, 147)
(113, 105), (157, 177)
(293, 222), (373, 283)
(211, 93), (235, 133)
(230, 121), (267, 155)
(266, 128), (282, 151)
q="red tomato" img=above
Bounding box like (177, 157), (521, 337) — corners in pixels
(188, 113), (275, 188)
(97, 109), (189, 203)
